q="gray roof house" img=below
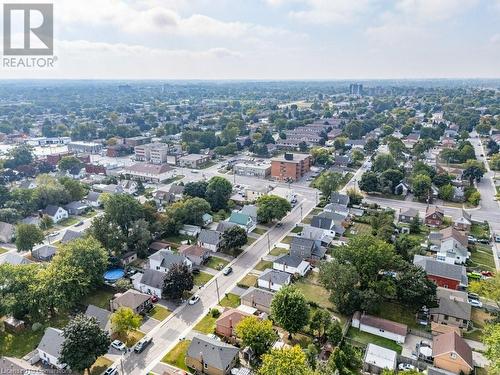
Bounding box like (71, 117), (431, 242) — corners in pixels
(413, 255), (468, 289)
(37, 327), (66, 369)
(398, 208), (419, 224)
(198, 229), (222, 251)
(32, 245), (57, 261)
(300, 224), (335, 245)
(64, 201), (89, 215)
(86, 191), (103, 207)
(240, 204), (258, 223)
(85, 304), (111, 331)
(290, 236), (326, 262)
(110, 289), (153, 314)
(140, 269), (167, 291)
(0, 221), (15, 243)
(0, 253), (33, 265)
(216, 221), (237, 233)
(258, 269), (291, 291)
(330, 192), (350, 206)
(148, 249), (192, 273)
(240, 287), (274, 314)
(60, 229), (84, 244)
(430, 288), (471, 329)
(186, 334), (239, 375)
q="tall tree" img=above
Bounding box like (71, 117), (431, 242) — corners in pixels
(256, 195), (291, 223)
(258, 346), (312, 375)
(396, 264), (437, 310)
(309, 309), (332, 340)
(235, 317), (277, 358)
(111, 307), (142, 337)
(162, 263), (194, 300)
(104, 193), (144, 232)
(183, 181), (208, 198)
(411, 174), (432, 201)
(483, 323), (500, 374)
(205, 176), (232, 210)
(312, 171), (343, 199)
(15, 223), (44, 254)
(60, 314), (110, 374)
(271, 285), (309, 338)
(220, 226), (247, 253)
(58, 156), (84, 175)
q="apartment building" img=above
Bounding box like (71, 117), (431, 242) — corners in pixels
(270, 153), (312, 181)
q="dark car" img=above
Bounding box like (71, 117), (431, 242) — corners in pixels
(223, 266), (233, 276)
(134, 337), (153, 353)
(276, 222), (283, 228)
(74, 221), (84, 227)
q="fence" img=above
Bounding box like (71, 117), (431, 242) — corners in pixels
(408, 328), (433, 340)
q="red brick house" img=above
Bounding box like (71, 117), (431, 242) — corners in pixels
(215, 309), (251, 338)
(413, 255), (468, 290)
(425, 206), (445, 227)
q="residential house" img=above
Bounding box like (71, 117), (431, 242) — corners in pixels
(132, 269), (166, 297)
(398, 208), (419, 224)
(216, 221), (237, 233)
(86, 191), (103, 208)
(37, 327), (66, 369)
(120, 251), (138, 266)
(85, 304), (111, 331)
(215, 309), (252, 338)
(454, 210), (472, 232)
(334, 155), (352, 168)
(311, 211), (348, 235)
(323, 203), (350, 217)
(425, 206), (445, 227)
(245, 185), (272, 201)
(0, 357), (40, 374)
(427, 366), (457, 375)
(330, 192), (350, 207)
(432, 332), (473, 374)
(240, 205), (258, 224)
(395, 181), (411, 196)
(110, 289), (153, 314)
(179, 244), (211, 267)
(300, 225), (335, 246)
(430, 288), (471, 330)
(198, 229), (222, 252)
(0, 221), (15, 243)
(148, 248), (192, 273)
(436, 227), (469, 264)
(0, 253), (32, 265)
(118, 179), (138, 194)
(289, 236), (326, 263)
(272, 255), (311, 276)
(363, 343), (397, 374)
(186, 334), (239, 375)
(240, 287), (274, 314)
(32, 245), (57, 261)
(202, 213), (213, 226)
(257, 269), (291, 291)
(413, 255), (468, 290)
(60, 229), (84, 244)
(352, 312), (407, 344)
(42, 205), (68, 223)
(64, 201), (89, 215)
(179, 224), (202, 237)
(149, 241), (170, 252)
(168, 184), (185, 202)
(228, 211), (256, 233)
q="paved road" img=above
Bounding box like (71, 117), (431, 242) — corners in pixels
(118, 195), (317, 375)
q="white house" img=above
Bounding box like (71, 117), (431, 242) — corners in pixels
(148, 248), (192, 273)
(363, 344), (397, 374)
(352, 312), (407, 344)
(42, 205), (68, 223)
(37, 327), (66, 369)
(132, 269), (166, 297)
(86, 191), (103, 208)
(272, 255), (311, 276)
(257, 269), (291, 292)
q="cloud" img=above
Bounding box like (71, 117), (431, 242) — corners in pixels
(288, 0), (375, 24)
(491, 34), (500, 44)
(394, 0), (479, 21)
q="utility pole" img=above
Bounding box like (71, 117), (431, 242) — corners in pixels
(267, 232), (271, 252)
(300, 204), (303, 220)
(215, 278), (221, 304)
(120, 354), (125, 374)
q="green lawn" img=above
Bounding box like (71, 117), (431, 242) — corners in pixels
(345, 222), (372, 238)
(83, 288), (114, 310)
(161, 340), (191, 372)
(237, 274), (257, 288)
(470, 222), (490, 239)
(0, 312), (70, 358)
(0, 247), (8, 254)
(254, 260), (273, 271)
(246, 237), (256, 245)
(347, 327), (402, 353)
(252, 227), (267, 235)
(311, 208), (323, 215)
(301, 216), (313, 225)
(115, 329), (145, 347)
(281, 236), (294, 245)
(148, 305), (171, 321)
(193, 271), (214, 286)
(57, 217), (80, 227)
(219, 293), (241, 308)
(82, 210), (98, 218)
(193, 314), (217, 334)
(469, 244), (496, 272)
(163, 175), (185, 184)
(90, 357), (113, 375)
(270, 247), (289, 256)
(295, 273), (334, 310)
(374, 302), (420, 329)
(204, 256), (229, 270)
(291, 226), (303, 233)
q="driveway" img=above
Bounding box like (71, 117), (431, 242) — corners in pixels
(140, 317), (160, 334)
(401, 334), (422, 358)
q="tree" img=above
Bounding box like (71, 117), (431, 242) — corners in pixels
(380, 169), (404, 193)
(411, 174), (432, 201)
(310, 147), (332, 166)
(309, 309), (331, 339)
(111, 307), (142, 336)
(235, 317), (277, 358)
(490, 153), (500, 170)
(326, 320), (343, 346)
(256, 195), (291, 223)
(15, 223), (44, 254)
(409, 214), (421, 234)
(60, 314), (110, 374)
(305, 344), (319, 370)
(206, 176), (232, 210)
(39, 214), (54, 230)
(182, 197), (211, 225)
(127, 218), (152, 258)
(469, 273), (500, 307)
(313, 171), (343, 199)
(358, 171), (379, 192)
(364, 138), (379, 153)
(467, 189), (481, 206)
(89, 215), (126, 255)
(299, 141), (308, 152)
(58, 156), (83, 175)
(0, 263), (41, 319)
(4, 144), (34, 168)
(346, 188), (363, 206)
(220, 226), (247, 253)
(104, 193), (144, 232)
(396, 264), (436, 309)
(319, 344), (362, 375)
(372, 154), (396, 173)
(162, 263), (194, 300)
(183, 181), (208, 198)
(258, 346), (312, 375)
(271, 285), (309, 338)
(59, 176), (87, 201)
(483, 323), (500, 373)
(438, 184), (454, 201)
(462, 159), (485, 186)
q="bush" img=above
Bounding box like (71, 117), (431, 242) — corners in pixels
(210, 308), (221, 318)
(32, 322), (43, 332)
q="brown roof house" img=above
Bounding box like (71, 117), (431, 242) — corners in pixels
(215, 309), (252, 338)
(110, 289), (152, 315)
(432, 332), (473, 374)
(186, 334), (240, 375)
(240, 287), (274, 314)
(179, 244), (211, 267)
(430, 288), (471, 330)
(425, 206), (445, 227)
(352, 312), (407, 344)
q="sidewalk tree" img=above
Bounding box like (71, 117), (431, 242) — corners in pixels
(271, 285), (309, 338)
(358, 171), (378, 193)
(39, 214), (54, 230)
(312, 171), (343, 199)
(15, 223), (44, 254)
(462, 159), (485, 186)
(220, 226), (247, 252)
(111, 307), (142, 337)
(256, 195), (291, 223)
(258, 346), (312, 375)
(162, 263), (194, 300)
(235, 316), (277, 358)
(206, 176), (232, 210)
(411, 174), (432, 200)
(60, 314), (110, 374)
(483, 323), (500, 373)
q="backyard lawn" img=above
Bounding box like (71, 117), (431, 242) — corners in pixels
(0, 247), (8, 254)
(148, 305), (171, 321)
(347, 327), (402, 354)
(193, 314), (217, 334)
(83, 288), (114, 310)
(57, 217), (80, 227)
(193, 271), (214, 287)
(205, 256), (229, 270)
(219, 293), (241, 308)
(237, 274), (257, 288)
(345, 222), (372, 238)
(254, 260), (273, 271)
(469, 244), (495, 272)
(252, 227), (267, 235)
(162, 340), (191, 372)
(162, 234), (195, 245)
(375, 302), (420, 329)
(90, 357), (113, 375)
(295, 273), (334, 311)
(270, 247), (289, 256)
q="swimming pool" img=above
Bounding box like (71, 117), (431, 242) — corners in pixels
(103, 268), (125, 283)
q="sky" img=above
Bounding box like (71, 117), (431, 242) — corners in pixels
(2, 0), (500, 79)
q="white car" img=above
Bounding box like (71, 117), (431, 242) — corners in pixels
(398, 363), (416, 371)
(468, 299), (483, 308)
(111, 339), (127, 351)
(188, 295), (200, 305)
(104, 366), (118, 375)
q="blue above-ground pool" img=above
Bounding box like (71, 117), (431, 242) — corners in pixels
(104, 268), (125, 283)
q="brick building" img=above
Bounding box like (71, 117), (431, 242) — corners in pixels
(270, 153), (312, 181)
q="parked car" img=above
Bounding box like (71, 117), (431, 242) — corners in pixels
(478, 238), (490, 244)
(468, 299), (483, 308)
(74, 221), (84, 227)
(134, 337), (153, 353)
(188, 295), (200, 305)
(398, 363), (416, 371)
(468, 292), (480, 300)
(481, 271), (494, 278)
(151, 295), (159, 303)
(111, 340), (127, 351)
(276, 222), (283, 228)
(223, 267), (233, 276)
(104, 366), (118, 375)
